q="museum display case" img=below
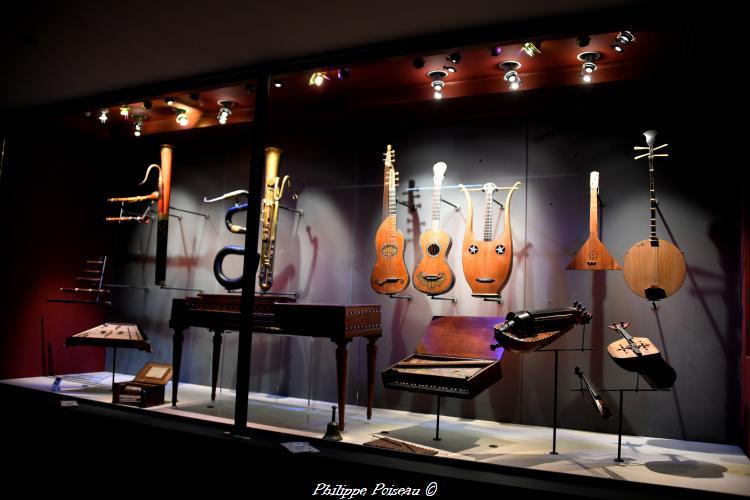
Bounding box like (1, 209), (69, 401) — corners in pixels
(1, 3), (747, 497)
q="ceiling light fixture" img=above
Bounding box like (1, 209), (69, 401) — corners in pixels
(165, 97), (175, 105)
(499, 61), (522, 90)
(489, 46), (503, 57)
(143, 100), (152, 109)
(217, 100), (234, 125)
(412, 57), (425, 69)
(119, 105), (129, 118)
(98, 109), (109, 124)
(447, 52), (462, 64)
(174, 108), (189, 127)
(309, 71), (329, 87)
(428, 70), (448, 100)
(443, 65), (457, 73)
(132, 114), (146, 137)
(337, 67), (350, 79)
(272, 79), (284, 88)
(611, 31), (635, 52)
(521, 42), (541, 57)
(577, 52), (601, 83)
(577, 35), (591, 48)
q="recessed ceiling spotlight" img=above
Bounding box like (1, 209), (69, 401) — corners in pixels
(190, 92), (200, 101)
(272, 79), (284, 88)
(498, 61), (522, 90)
(489, 46), (503, 57)
(521, 42), (541, 57)
(443, 65), (457, 73)
(217, 100), (234, 125)
(165, 97), (175, 105)
(132, 114), (146, 137)
(611, 31), (635, 52)
(337, 67), (350, 79)
(447, 52), (461, 64)
(98, 109), (109, 124)
(143, 100), (152, 109)
(245, 83), (256, 93)
(577, 35), (591, 48)
(412, 57), (426, 69)
(119, 104), (130, 118)
(428, 69), (448, 100)
(577, 52), (601, 83)
(174, 108), (189, 126)
(308, 71), (330, 87)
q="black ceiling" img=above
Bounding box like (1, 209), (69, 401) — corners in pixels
(0, 0), (644, 110)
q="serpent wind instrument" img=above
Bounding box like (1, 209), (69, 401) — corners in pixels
(623, 130), (686, 303)
(106, 144), (173, 286)
(203, 189), (250, 290)
(461, 181), (521, 298)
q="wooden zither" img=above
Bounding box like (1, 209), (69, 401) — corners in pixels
(382, 316), (504, 398)
(567, 171), (621, 270)
(623, 130), (686, 302)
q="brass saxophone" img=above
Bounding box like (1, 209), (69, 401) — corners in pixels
(259, 146), (293, 291)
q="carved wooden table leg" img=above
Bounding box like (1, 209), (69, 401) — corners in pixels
(171, 328), (184, 407)
(335, 340), (350, 431)
(211, 330), (223, 401)
(366, 336), (378, 420)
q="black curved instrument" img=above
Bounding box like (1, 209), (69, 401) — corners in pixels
(204, 190), (252, 290)
(574, 367), (612, 419)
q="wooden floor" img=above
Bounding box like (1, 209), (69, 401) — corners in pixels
(4, 372), (749, 497)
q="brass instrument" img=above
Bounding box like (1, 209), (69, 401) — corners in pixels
(259, 146), (293, 292)
(202, 147), (292, 291)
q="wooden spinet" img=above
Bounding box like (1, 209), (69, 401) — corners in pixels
(382, 316), (504, 398)
(169, 294), (381, 431)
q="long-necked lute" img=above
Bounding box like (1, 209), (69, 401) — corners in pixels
(623, 130), (686, 302)
(461, 181), (521, 298)
(567, 171), (621, 270)
(413, 162), (455, 296)
(371, 145), (409, 294)
(574, 367), (612, 419)
(491, 301), (592, 353)
(606, 321), (676, 390)
(106, 144), (173, 286)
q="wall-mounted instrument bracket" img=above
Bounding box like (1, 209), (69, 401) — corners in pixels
(397, 199), (418, 211)
(169, 205), (209, 219)
(482, 295), (503, 303)
(104, 283), (150, 291)
(430, 295), (457, 303)
(440, 198), (460, 212)
(256, 290), (299, 298)
(160, 286), (205, 293)
(388, 293), (412, 301)
(279, 204), (304, 216)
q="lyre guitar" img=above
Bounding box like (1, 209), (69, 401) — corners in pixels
(370, 145), (409, 294)
(413, 162), (455, 296)
(461, 181), (521, 297)
(623, 130), (686, 302)
(567, 171), (621, 270)
(607, 321), (676, 390)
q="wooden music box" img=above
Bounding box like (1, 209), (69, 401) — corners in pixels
(382, 316), (504, 398)
(113, 362), (173, 408)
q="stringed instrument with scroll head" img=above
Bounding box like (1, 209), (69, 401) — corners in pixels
(567, 171), (621, 270)
(370, 145), (410, 295)
(623, 130), (686, 302)
(461, 181), (521, 297)
(606, 321), (676, 390)
(413, 162), (455, 296)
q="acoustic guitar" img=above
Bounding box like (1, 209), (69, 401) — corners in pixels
(567, 171), (621, 270)
(413, 162), (455, 296)
(607, 321), (676, 390)
(623, 130), (686, 302)
(461, 181), (521, 298)
(370, 145), (409, 294)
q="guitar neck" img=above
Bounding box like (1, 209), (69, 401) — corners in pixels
(483, 190), (493, 241)
(615, 324), (634, 342)
(432, 182), (442, 231)
(589, 188), (599, 236)
(649, 156), (658, 245)
(388, 168), (397, 230)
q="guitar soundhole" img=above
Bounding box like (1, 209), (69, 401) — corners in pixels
(381, 244), (398, 257)
(427, 243), (440, 256)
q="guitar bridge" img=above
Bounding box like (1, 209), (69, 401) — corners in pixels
(475, 277), (496, 283)
(376, 277), (404, 286)
(419, 273), (444, 282)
